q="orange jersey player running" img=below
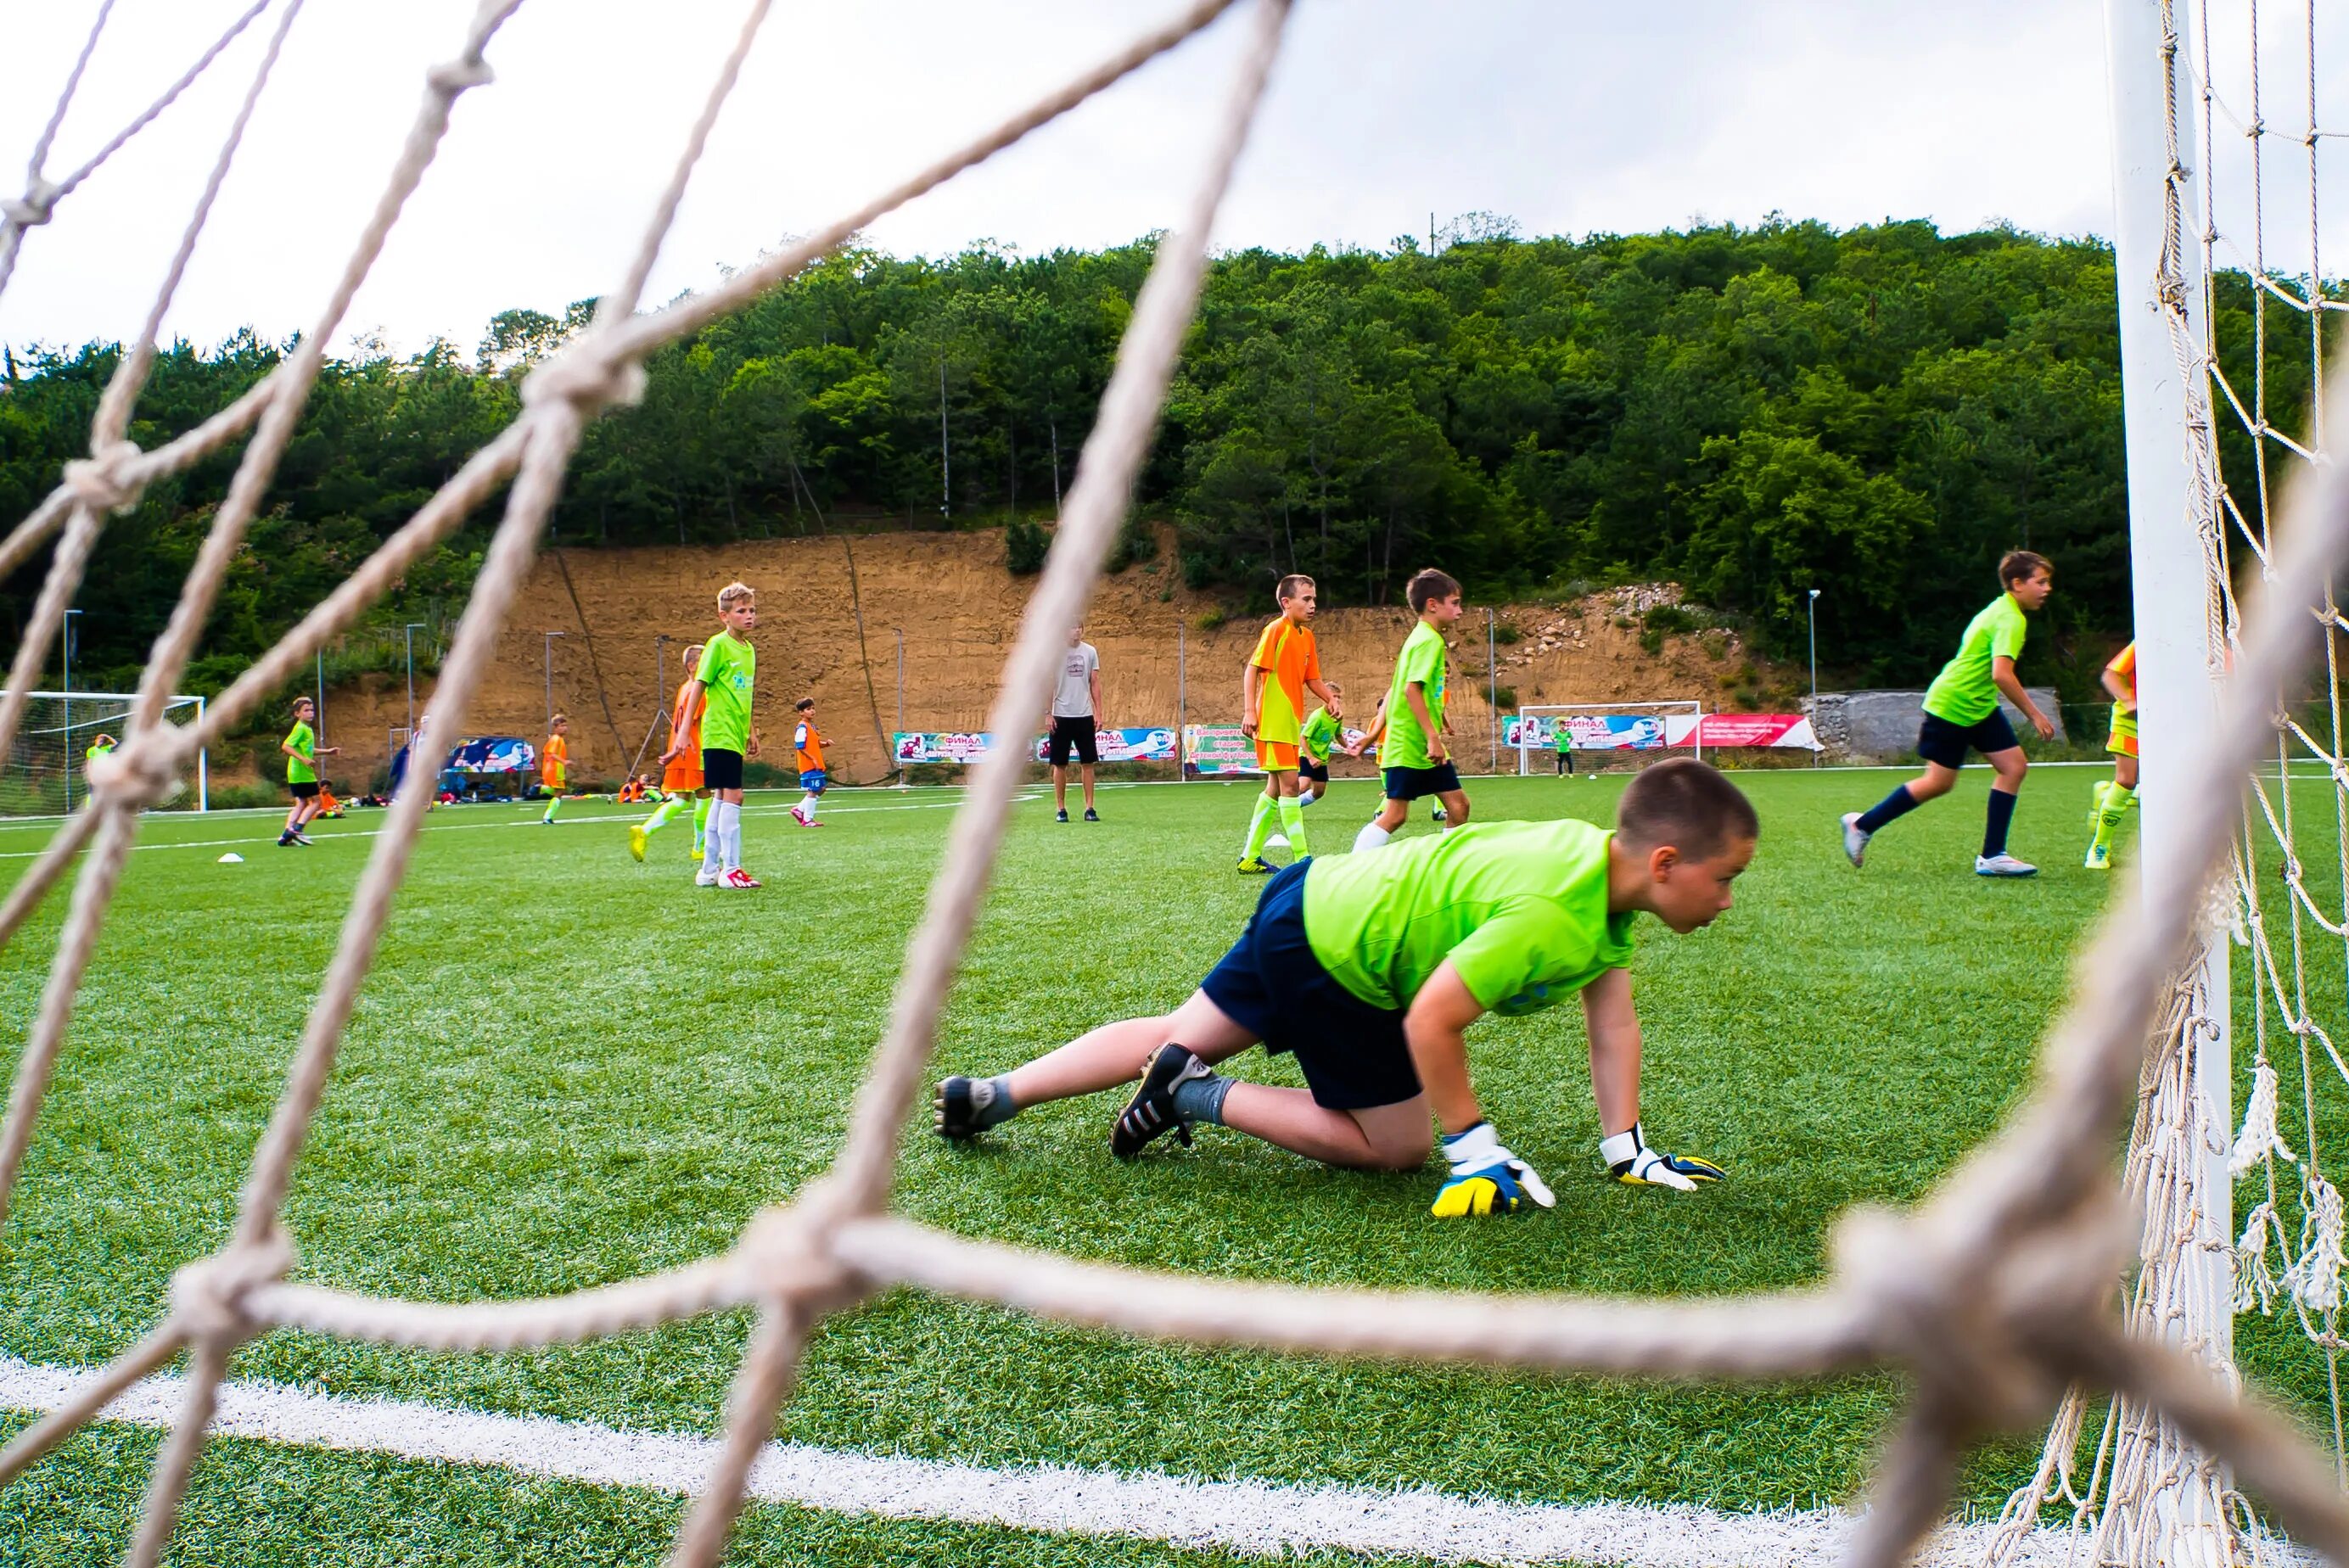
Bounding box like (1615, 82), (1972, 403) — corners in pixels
(537, 715), (570, 824)
(2085, 641), (2138, 871)
(633, 647), (712, 865)
(790, 697), (828, 827)
(1236, 573), (1341, 873)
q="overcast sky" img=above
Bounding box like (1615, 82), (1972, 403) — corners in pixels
(1, 0), (2340, 361)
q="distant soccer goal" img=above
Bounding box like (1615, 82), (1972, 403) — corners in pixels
(0, 692), (208, 817)
(1509, 701), (1703, 772)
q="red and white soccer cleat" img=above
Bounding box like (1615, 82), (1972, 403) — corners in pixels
(720, 867), (762, 890)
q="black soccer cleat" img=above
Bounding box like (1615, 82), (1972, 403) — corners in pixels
(934, 1076), (984, 1141)
(1111, 1044), (1206, 1160)
(1083, 808), (1099, 822)
(1056, 809), (1069, 823)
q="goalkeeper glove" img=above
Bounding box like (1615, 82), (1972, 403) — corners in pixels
(1431, 1122), (1556, 1218)
(1601, 1123), (1726, 1190)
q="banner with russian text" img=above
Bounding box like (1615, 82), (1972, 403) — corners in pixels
(1029, 727), (1180, 763)
(1183, 725), (1259, 776)
(893, 731), (998, 764)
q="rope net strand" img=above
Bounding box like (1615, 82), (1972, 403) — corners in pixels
(3, 3), (2349, 1567)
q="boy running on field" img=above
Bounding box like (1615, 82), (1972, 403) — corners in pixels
(1841, 550), (2055, 878)
(1238, 574), (1342, 872)
(276, 697), (339, 848)
(538, 714), (570, 824)
(681, 583), (761, 890)
(791, 697), (828, 827)
(635, 644), (711, 865)
(1355, 568), (1469, 854)
(936, 758), (1745, 1214)
(2084, 641), (2138, 871)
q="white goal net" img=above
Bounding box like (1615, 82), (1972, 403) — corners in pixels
(0, 692), (206, 817)
(3, 4), (2349, 1568)
(1510, 702), (1704, 771)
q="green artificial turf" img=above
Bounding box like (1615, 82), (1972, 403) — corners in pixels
(0, 764), (2329, 1565)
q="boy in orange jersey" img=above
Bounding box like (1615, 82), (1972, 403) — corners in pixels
(1238, 574), (1342, 873)
(537, 714), (570, 824)
(791, 696), (829, 827)
(633, 643), (711, 864)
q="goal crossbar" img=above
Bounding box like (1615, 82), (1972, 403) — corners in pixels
(2, 692), (209, 815)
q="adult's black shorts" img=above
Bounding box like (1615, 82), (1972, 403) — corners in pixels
(1047, 715), (1099, 767)
(703, 748), (745, 790)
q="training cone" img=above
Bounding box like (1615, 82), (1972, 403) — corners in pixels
(217, 852), (244, 864)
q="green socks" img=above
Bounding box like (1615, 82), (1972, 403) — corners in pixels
(692, 795), (710, 850)
(541, 795), (562, 823)
(2091, 783), (2133, 854)
(1242, 792), (1278, 861)
(1277, 793), (1308, 857)
(642, 796), (685, 835)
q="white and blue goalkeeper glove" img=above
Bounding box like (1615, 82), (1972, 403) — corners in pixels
(1601, 1123), (1726, 1191)
(1431, 1122), (1556, 1218)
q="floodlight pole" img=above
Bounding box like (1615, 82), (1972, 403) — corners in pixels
(316, 647), (326, 747)
(1176, 622), (1187, 779)
(1486, 608), (1498, 775)
(2105, 0), (2231, 1554)
(1807, 589), (1820, 767)
(543, 630), (566, 732)
(61, 608), (79, 813)
(894, 628), (907, 789)
(403, 623), (426, 736)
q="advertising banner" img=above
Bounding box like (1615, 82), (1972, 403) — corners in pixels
(1506, 714), (1819, 751)
(1028, 727), (1180, 764)
(1182, 725), (1260, 776)
(893, 728), (1181, 765)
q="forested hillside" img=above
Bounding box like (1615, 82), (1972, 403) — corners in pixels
(0, 218), (2315, 699)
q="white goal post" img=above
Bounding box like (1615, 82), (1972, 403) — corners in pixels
(1510, 701), (1702, 772)
(0, 692), (210, 816)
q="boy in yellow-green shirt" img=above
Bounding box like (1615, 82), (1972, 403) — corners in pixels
(680, 582), (762, 890)
(274, 697), (339, 848)
(1841, 551), (2056, 878)
(936, 759), (1751, 1215)
(1354, 568), (1469, 854)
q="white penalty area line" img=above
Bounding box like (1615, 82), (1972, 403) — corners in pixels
(0, 1354), (2198, 1568)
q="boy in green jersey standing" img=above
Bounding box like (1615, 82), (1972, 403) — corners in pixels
(1294, 683), (1346, 808)
(275, 697), (339, 847)
(1841, 551), (2056, 877)
(680, 582), (762, 890)
(936, 759), (1749, 1215)
(1354, 568), (1468, 854)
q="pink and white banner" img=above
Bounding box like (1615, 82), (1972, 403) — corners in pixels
(1506, 714), (1819, 751)
(1666, 713), (1819, 750)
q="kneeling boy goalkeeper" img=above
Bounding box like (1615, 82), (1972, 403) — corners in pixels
(936, 757), (1752, 1214)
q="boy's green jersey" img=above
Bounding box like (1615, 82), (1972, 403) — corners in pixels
(283, 720), (317, 785)
(1921, 594), (2028, 725)
(1378, 621), (1448, 769)
(1300, 707), (1341, 764)
(1303, 818), (1634, 1016)
(695, 632), (756, 753)
(1554, 721), (1573, 753)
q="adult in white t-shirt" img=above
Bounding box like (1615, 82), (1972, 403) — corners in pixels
(1049, 625), (1104, 821)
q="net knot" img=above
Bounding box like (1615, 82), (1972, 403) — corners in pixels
(63, 440), (143, 514)
(2, 181), (58, 228)
(169, 1232), (294, 1346)
(732, 1185), (868, 1313)
(520, 347), (645, 417)
(426, 57), (496, 95)
(86, 740), (181, 809)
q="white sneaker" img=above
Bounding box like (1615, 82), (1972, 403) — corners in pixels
(695, 867), (721, 887)
(1839, 812), (1870, 869)
(1975, 853), (2038, 877)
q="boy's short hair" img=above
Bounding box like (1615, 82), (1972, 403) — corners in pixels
(1275, 574), (1315, 604)
(551, 713), (568, 725)
(794, 697), (815, 712)
(1616, 759), (1759, 861)
(717, 581), (755, 612)
(1406, 568), (1461, 613)
(1999, 550), (2052, 589)
(293, 697), (313, 712)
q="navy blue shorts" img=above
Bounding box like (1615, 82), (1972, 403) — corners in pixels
(1382, 762), (1461, 802)
(1198, 860), (1421, 1111)
(703, 748), (745, 790)
(1298, 758), (1330, 785)
(1915, 710), (2020, 769)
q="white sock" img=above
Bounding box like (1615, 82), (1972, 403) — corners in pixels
(1353, 821), (1391, 854)
(1298, 787), (1317, 808)
(723, 801), (744, 870)
(701, 814), (725, 876)
(799, 791), (819, 823)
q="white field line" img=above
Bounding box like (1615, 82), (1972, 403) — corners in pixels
(0, 1352), (2248, 1567)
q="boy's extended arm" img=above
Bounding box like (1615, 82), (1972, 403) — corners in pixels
(1579, 967), (1641, 1137)
(1404, 681), (1446, 761)
(1992, 656), (2055, 740)
(2100, 664), (2135, 709)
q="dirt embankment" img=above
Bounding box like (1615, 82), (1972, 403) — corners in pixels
(314, 529), (1802, 787)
